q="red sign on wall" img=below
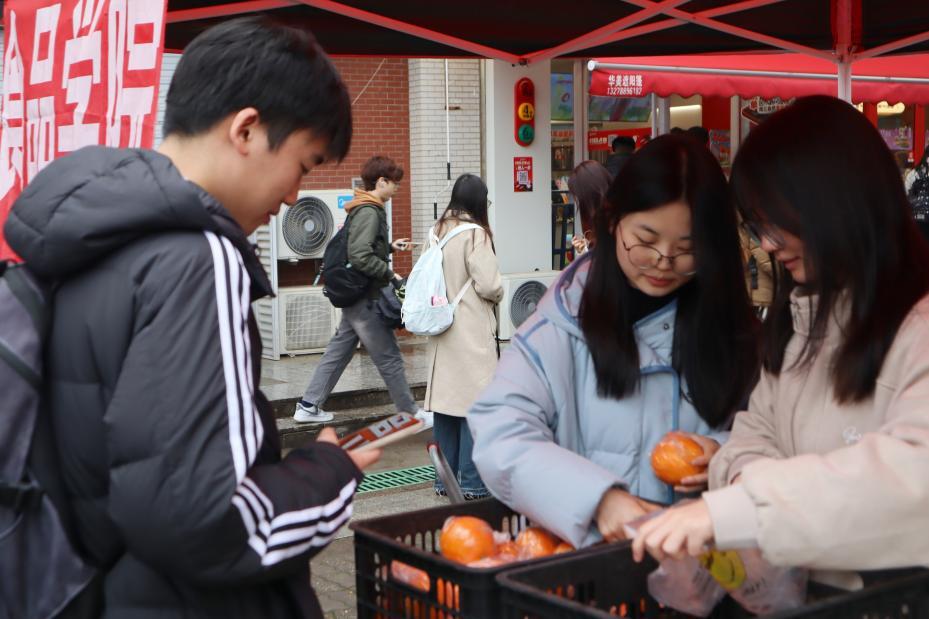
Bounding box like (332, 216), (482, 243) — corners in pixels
(0, 0), (167, 260)
(588, 128), (651, 151)
(514, 156), (532, 192)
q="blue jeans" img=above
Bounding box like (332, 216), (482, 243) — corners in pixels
(432, 413), (487, 498)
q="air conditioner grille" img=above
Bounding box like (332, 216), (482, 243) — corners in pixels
(282, 197), (334, 256)
(510, 281), (547, 327)
(283, 291), (334, 351)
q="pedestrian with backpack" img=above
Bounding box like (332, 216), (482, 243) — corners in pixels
(2, 18), (377, 618)
(418, 174), (503, 500)
(295, 156), (427, 426)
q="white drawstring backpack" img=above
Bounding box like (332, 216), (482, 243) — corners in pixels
(401, 223), (481, 336)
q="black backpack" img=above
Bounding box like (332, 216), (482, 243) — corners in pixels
(321, 207), (372, 308)
(0, 262), (97, 617)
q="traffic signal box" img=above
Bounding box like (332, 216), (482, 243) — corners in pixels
(514, 78), (535, 147)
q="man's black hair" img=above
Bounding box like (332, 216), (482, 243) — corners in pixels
(611, 136), (636, 152)
(164, 17), (352, 160)
(686, 126), (710, 147)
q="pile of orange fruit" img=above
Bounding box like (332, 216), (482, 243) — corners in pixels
(439, 515), (574, 567)
(387, 516), (575, 598)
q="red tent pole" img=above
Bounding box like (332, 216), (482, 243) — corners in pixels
(167, 0), (294, 22)
(292, 0), (522, 63)
(915, 105), (926, 167)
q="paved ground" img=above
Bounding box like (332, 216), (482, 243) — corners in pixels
(310, 431), (448, 618)
(259, 340), (449, 618)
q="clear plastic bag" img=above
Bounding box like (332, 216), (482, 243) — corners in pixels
(722, 548), (808, 614)
(648, 555), (727, 617)
(624, 511), (808, 616)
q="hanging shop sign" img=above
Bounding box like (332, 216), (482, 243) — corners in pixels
(740, 96), (794, 125)
(0, 0), (167, 260)
(589, 71), (645, 98)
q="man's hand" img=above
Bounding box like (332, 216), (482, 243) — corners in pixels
(631, 499), (715, 563)
(595, 488), (661, 542)
(674, 433), (720, 494)
(316, 427), (381, 470)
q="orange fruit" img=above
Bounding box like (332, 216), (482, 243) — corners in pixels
(495, 540), (520, 559)
(515, 527), (560, 559)
(439, 516), (496, 564)
(651, 431), (706, 485)
(390, 560), (430, 593)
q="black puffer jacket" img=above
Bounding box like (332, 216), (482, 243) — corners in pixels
(4, 146), (362, 618)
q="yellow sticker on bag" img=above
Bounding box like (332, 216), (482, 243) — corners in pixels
(699, 550), (746, 591)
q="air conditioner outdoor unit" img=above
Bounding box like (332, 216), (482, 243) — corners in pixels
(276, 189), (351, 261)
(277, 285), (341, 356)
(250, 189), (351, 359)
(497, 271), (559, 341)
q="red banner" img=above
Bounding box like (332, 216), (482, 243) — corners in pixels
(0, 0), (167, 260)
(588, 128), (651, 151)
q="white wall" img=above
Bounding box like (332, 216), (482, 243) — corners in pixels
(484, 59), (552, 274)
(155, 52), (182, 146)
(408, 59), (482, 260)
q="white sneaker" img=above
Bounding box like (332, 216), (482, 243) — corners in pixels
(414, 408), (434, 431)
(293, 402), (334, 424)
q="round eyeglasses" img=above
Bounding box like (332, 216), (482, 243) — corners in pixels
(741, 220), (786, 250)
(620, 230), (697, 276)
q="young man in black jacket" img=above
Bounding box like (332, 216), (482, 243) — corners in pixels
(3, 18), (377, 618)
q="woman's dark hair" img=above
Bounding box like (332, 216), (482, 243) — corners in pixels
(731, 95), (929, 403)
(568, 160), (612, 238)
(361, 156), (404, 190)
(164, 17), (351, 160)
(579, 134), (759, 428)
(437, 174), (493, 241)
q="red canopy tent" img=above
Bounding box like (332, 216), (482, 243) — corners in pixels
(162, 0), (929, 69)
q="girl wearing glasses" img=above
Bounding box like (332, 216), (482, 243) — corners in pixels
(632, 96), (929, 584)
(468, 134), (760, 548)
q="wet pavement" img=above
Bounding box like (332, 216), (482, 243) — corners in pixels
(259, 335), (431, 404)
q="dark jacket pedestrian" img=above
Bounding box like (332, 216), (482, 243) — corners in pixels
(4, 18), (372, 618)
(6, 146), (362, 618)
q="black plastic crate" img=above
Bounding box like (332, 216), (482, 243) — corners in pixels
(351, 497), (585, 618)
(496, 541), (929, 618)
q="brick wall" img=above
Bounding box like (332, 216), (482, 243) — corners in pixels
(302, 57), (413, 274)
(408, 59), (483, 262)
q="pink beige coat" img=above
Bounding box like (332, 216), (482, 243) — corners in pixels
(705, 290), (929, 586)
(424, 218), (503, 416)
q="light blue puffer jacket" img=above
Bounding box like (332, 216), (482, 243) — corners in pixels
(468, 254), (728, 548)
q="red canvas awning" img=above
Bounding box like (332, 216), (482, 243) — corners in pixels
(163, 1), (929, 64)
(589, 52), (929, 104)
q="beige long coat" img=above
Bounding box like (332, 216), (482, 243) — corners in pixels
(423, 217), (504, 416)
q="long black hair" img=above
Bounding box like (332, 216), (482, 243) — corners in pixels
(437, 174), (493, 241)
(579, 134), (759, 428)
(732, 95), (929, 403)
(568, 160), (612, 239)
